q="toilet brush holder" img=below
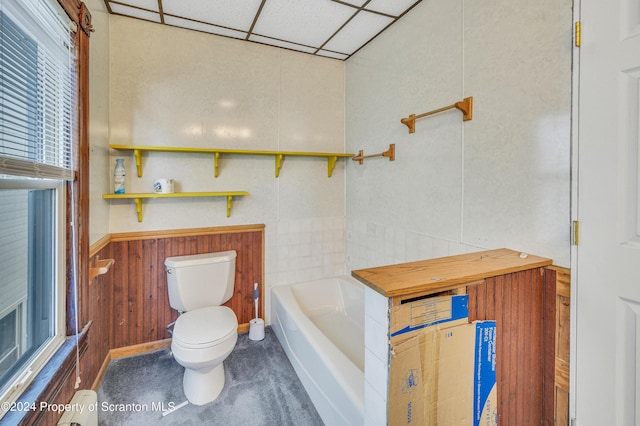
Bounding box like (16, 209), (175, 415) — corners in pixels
(249, 318), (265, 341)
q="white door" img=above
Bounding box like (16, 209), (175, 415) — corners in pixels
(576, 0), (640, 424)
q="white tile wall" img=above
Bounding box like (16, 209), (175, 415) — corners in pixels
(264, 216), (345, 323)
(364, 286), (390, 426)
(346, 217), (484, 271)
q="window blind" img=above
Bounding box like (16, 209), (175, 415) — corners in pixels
(0, 0), (75, 180)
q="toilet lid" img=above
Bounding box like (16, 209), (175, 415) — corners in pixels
(173, 306), (237, 348)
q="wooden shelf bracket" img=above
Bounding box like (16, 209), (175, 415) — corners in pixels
(133, 149), (142, 177)
(275, 154), (284, 178)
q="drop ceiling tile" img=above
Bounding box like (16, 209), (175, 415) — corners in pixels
(110, 0), (159, 12)
(162, 0), (263, 31)
(251, 0), (355, 48)
(164, 15), (247, 39)
(323, 10), (393, 54)
(109, 3), (161, 23)
(365, 0), (420, 17)
(105, 0), (423, 60)
(335, 0), (368, 6)
(248, 35), (317, 54)
(317, 50), (349, 60)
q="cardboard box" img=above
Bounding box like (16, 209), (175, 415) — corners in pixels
(473, 322), (498, 426)
(390, 294), (469, 345)
(389, 320), (497, 426)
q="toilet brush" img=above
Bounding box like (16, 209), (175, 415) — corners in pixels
(249, 283), (265, 341)
(254, 282), (259, 319)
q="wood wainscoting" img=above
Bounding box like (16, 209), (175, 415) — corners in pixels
(103, 225), (265, 349)
(467, 266), (570, 426)
(82, 225), (264, 391)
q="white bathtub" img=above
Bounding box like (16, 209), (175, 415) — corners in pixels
(271, 276), (364, 426)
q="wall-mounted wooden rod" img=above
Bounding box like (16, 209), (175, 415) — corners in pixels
(401, 96), (473, 133)
(352, 144), (395, 165)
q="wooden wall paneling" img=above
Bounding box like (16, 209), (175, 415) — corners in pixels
(156, 237), (168, 338)
(111, 241), (128, 348)
(548, 266), (571, 426)
(531, 268), (544, 422)
(468, 269), (546, 426)
(129, 240), (144, 345)
(493, 274), (505, 420)
(142, 238), (157, 342)
(516, 272), (526, 423)
(467, 283), (477, 320)
(542, 267), (558, 425)
(517, 271), (528, 421)
(189, 235), (199, 253)
(106, 228), (264, 349)
(255, 231), (263, 319)
(477, 278), (487, 319)
(197, 234), (210, 253)
(241, 231), (253, 322)
(231, 232), (243, 318)
(86, 244), (113, 384)
(163, 236), (179, 336)
(125, 240), (136, 347)
(506, 273), (518, 423)
(437, 266), (565, 425)
(485, 277), (496, 320)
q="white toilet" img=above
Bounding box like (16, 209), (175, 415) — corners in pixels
(164, 250), (238, 405)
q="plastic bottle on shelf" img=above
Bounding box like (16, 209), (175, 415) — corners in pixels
(114, 158), (125, 194)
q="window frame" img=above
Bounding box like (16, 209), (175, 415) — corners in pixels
(0, 178), (67, 407)
(0, 0), (88, 421)
(0, 0), (75, 409)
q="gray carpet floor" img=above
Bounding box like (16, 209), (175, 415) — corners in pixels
(97, 327), (324, 425)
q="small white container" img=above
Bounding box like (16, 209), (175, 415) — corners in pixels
(249, 318), (265, 341)
(154, 178), (174, 193)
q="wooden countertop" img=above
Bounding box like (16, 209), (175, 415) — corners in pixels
(351, 248), (552, 298)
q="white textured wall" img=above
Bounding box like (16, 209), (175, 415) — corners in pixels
(349, 1), (572, 420)
(346, 0), (572, 270)
(107, 17), (347, 321)
(87, 0), (111, 246)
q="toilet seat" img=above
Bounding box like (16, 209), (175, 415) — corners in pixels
(173, 306), (237, 349)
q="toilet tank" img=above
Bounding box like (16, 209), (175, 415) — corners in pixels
(165, 250), (237, 312)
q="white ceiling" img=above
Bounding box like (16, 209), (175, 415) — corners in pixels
(103, 0), (422, 60)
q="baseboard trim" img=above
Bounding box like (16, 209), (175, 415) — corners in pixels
(92, 352), (111, 391)
(110, 339), (172, 360)
(110, 224), (265, 242)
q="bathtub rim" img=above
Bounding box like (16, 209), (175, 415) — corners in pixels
(271, 275), (365, 425)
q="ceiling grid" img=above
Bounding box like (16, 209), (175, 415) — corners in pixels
(103, 0), (422, 60)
